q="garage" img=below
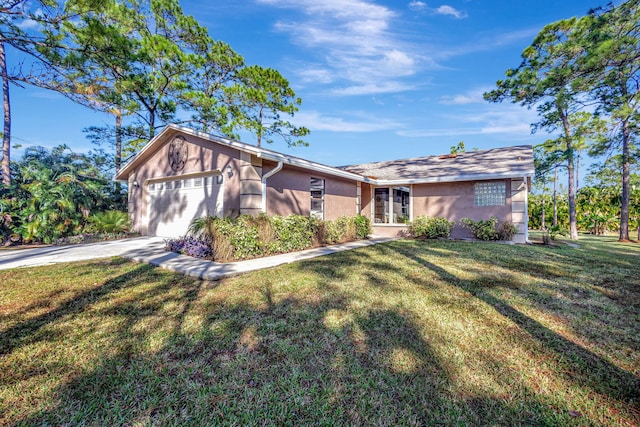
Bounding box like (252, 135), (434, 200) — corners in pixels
(146, 174), (224, 237)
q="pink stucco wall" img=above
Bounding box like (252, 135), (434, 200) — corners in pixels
(264, 163), (358, 220)
(128, 131), (242, 234)
(412, 180), (512, 238)
(126, 131), (517, 239)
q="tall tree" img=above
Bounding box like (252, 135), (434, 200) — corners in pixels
(581, 0), (640, 241)
(485, 17), (591, 239)
(533, 145), (552, 230)
(0, 0), (104, 186)
(180, 38), (245, 136)
(45, 0), (209, 140)
(229, 65), (309, 147)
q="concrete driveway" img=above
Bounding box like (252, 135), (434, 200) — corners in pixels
(0, 237), (166, 270)
(0, 234), (398, 280)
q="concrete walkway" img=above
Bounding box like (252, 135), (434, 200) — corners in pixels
(123, 236), (397, 280)
(0, 235), (397, 280)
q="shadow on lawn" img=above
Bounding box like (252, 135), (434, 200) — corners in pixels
(9, 252), (568, 426)
(388, 242), (640, 406)
(0, 264), (161, 357)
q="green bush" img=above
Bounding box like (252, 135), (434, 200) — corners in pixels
(188, 214), (368, 261)
(322, 217), (353, 244)
(87, 210), (130, 234)
(549, 224), (569, 240)
(270, 215), (318, 253)
(320, 216), (369, 244)
(408, 215), (454, 239)
(460, 217), (518, 241)
(354, 214), (372, 239)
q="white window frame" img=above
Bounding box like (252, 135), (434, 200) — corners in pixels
(372, 186), (411, 224)
(310, 177), (325, 219)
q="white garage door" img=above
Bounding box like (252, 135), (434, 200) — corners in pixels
(146, 174), (224, 238)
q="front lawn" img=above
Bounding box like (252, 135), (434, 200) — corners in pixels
(1, 236), (638, 426)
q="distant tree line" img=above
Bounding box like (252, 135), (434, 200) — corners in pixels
(528, 162), (640, 240)
(486, 0), (640, 242)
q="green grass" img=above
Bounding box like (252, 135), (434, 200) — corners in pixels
(1, 235), (639, 426)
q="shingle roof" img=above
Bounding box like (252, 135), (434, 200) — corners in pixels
(339, 145), (534, 183)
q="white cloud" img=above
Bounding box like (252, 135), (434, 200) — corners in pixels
(435, 5), (467, 19)
(435, 28), (538, 60)
(408, 2), (467, 19)
(17, 19), (38, 30)
(258, 0), (419, 96)
(295, 110), (401, 132)
(408, 1), (427, 11)
(297, 67), (335, 84)
(397, 105), (538, 138)
(331, 82), (414, 96)
(440, 87), (492, 105)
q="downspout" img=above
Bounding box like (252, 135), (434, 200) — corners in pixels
(261, 161), (283, 213)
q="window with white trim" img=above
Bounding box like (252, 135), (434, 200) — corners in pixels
(374, 186), (410, 223)
(310, 177), (325, 219)
(474, 181), (506, 206)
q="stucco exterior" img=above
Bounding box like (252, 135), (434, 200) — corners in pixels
(263, 164), (358, 220)
(116, 125), (534, 241)
(126, 129), (242, 235)
(412, 179), (512, 239)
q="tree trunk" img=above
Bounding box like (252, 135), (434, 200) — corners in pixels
(148, 110), (155, 139)
(115, 110), (123, 206)
(553, 167), (558, 227)
(256, 105), (263, 147)
(619, 120), (631, 241)
(541, 199), (546, 230)
(541, 188), (546, 230)
(576, 150), (580, 191)
(115, 110), (122, 172)
(0, 41), (11, 187)
(567, 154), (578, 240)
(558, 103), (578, 240)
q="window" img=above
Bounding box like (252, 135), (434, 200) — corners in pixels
(474, 181), (506, 206)
(375, 186), (410, 223)
(310, 177), (325, 219)
(148, 183), (155, 192)
(174, 180), (182, 189)
(393, 187), (410, 223)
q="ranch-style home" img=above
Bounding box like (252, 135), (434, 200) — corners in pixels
(115, 125), (535, 243)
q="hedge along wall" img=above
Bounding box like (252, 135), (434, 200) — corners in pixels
(167, 214), (372, 262)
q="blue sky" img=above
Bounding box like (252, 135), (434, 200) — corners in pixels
(9, 0), (609, 171)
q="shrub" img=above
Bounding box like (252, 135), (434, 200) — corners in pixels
(460, 217), (518, 241)
(322, 216), (356, 244)
(354, 214), (372, 239)
(497, 221), (519, 241)
(217, 215), (263, 260)
(408, 215), (454, 239)
(270, 215), (318, 253)
(185, 214), (369, 261)
(87, 210), (130, 234)
(165, 236), (213, 259)
(549, 224), (569, 240)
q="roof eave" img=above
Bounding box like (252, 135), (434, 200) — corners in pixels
(373, 169), (535, 186)
(114, 124), (372, 184)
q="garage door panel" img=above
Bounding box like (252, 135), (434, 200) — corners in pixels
(147, 176), (223, 237)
